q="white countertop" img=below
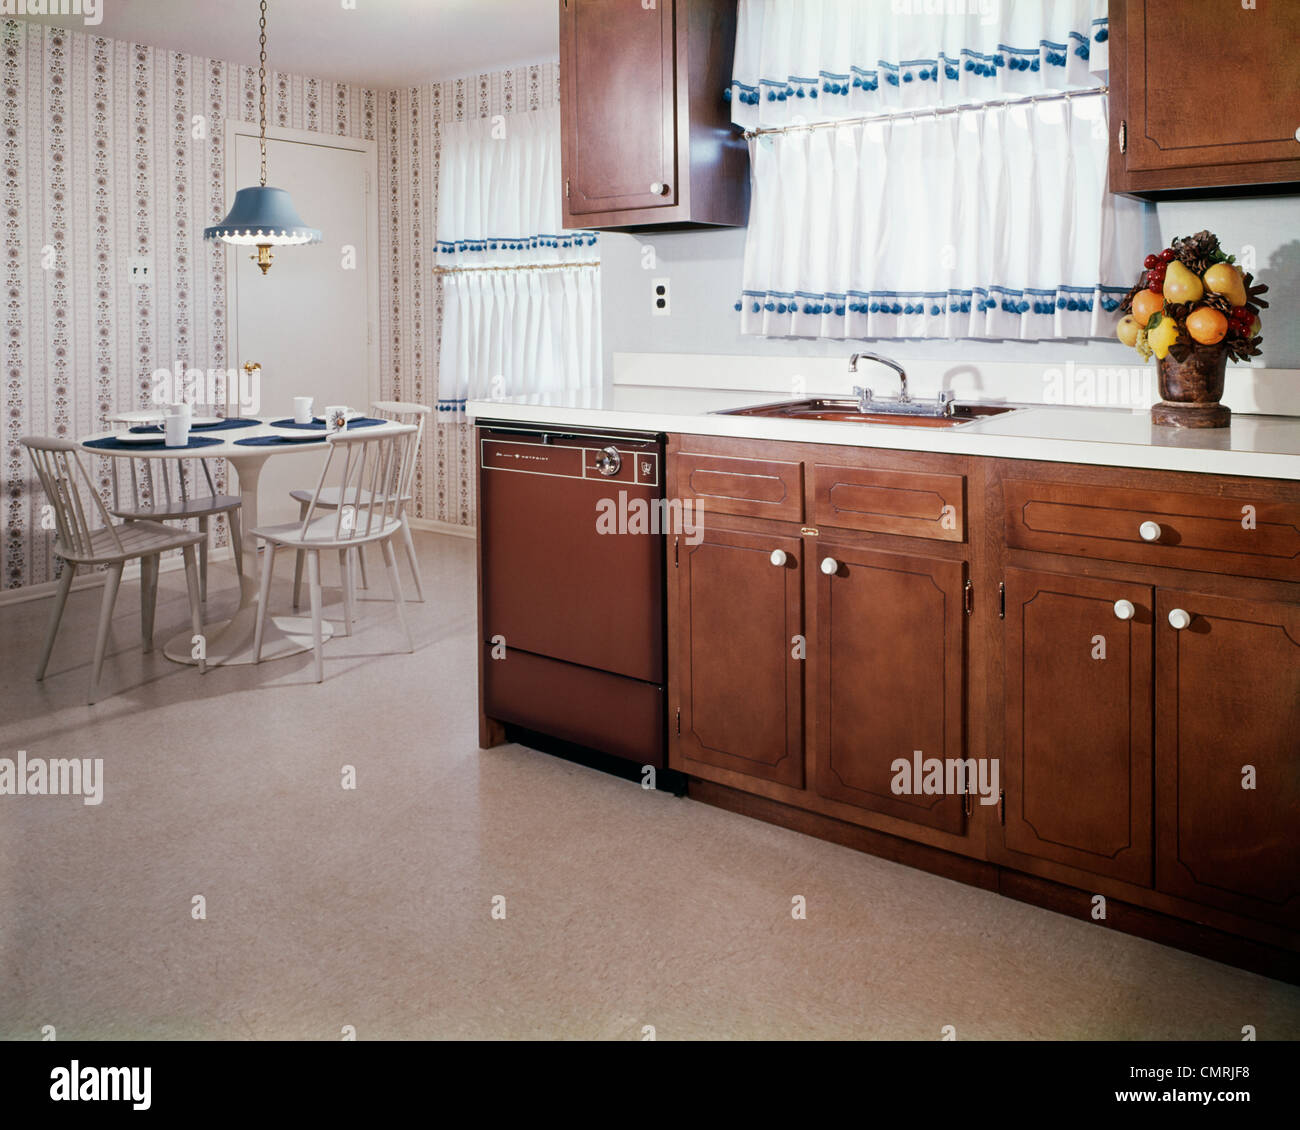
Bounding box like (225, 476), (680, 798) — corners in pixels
(467, 387), (1300, 480)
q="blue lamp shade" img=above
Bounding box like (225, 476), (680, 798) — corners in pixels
(203, 186), (321, 246)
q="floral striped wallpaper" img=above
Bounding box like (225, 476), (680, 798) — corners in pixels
(2, 16), (558, 590)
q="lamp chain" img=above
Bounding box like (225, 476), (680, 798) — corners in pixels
(258, 0), (268, 186)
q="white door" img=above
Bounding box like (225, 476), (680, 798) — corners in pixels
(230, 130), (374, 526)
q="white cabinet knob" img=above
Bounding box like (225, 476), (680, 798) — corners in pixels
(650, 182), (670, 195)
(1168, 607), (1192, 631)
(820, 557), (839, 575)
(1295, 126), (1300, 143)
(1139, 520), (1162, 542)
(769, 549), (788, 567)
(1113, 599), (1135, 620)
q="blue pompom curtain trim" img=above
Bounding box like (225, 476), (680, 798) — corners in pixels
(435, 232), (599, 257)
(734, 284), (1129, 336)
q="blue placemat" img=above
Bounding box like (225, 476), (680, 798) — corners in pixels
(234, 435), (325, 447)
(85, 435), (225, 453)
(127, 417), (260, 435)
(268, 416), (387, 431)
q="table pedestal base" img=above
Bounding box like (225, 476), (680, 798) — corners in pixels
(163, 604), (336, 667)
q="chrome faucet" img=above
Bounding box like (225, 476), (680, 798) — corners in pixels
(848, 352), (953, 417)
(849, 352), (910, 403)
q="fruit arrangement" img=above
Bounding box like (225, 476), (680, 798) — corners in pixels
(1116, 230), (1267, 363)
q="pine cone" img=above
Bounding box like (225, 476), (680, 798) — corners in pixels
(1172, 229), (1222, 276)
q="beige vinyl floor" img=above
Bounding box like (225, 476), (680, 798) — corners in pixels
(0, 531), (1297, 1041)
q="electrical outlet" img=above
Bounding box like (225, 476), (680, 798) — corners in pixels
(652, 277), (670, 317)
(130, 257), (152, 285)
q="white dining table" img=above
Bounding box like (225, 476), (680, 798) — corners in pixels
(81, 415), (404, 667)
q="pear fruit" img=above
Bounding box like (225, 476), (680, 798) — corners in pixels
(1162, 260), (1204, 304)
(1204, 262), (1247, 306)
(1116, 315), (1141, 347)
(1147, 315), (1180, 360)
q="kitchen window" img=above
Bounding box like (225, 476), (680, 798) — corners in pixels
(729, 0), (1146, 341)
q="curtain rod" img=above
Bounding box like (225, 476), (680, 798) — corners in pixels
(433, 261), (601, 275)
(743, 84), (1107, 138)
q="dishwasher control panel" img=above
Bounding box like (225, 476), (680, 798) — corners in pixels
(480, 436), (659, 488)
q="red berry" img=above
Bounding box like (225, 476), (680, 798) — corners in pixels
(1144, 254), (1159, 269)
(1159, 248), (1176, 263)
(1148, 281), (1162, 293)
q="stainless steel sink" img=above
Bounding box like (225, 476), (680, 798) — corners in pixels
(717, 398), (1020, 428)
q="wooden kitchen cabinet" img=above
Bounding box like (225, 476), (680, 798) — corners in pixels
(1108, 0), (1300, 195)
(674, 525), (804, 787)
(559, 0), (749, 230)
(813, 543), (967, 834)
(1155, 589), (1300, 928)
(998, 568), (1154, 886)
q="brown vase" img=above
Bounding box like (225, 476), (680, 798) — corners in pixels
(1152, 342), (1230, 428)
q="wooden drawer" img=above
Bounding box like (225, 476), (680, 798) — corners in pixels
(673, 451), (803, 522)
(813, 463), (965, 542)
(1004, 478), (1300, 581)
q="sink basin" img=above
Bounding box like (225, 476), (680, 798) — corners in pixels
(717, 398), (1020, 428)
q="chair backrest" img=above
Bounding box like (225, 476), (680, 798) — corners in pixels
(22, 436), (124, 559)
(299, 423), (418, 542)
(370, 401), (430, 507)
(110, 454), (223, 512)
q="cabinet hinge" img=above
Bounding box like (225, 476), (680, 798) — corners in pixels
(565, 177), (571, 200)
(963, 789), (973, 819)
(675, 707), (680, 735)
(998, 581), (1006, 620)
(674, 536), (679, 567)
(1118, 119), (1127, 154)
(963, 579), (973, 616)
(998, 789), (1006, 825)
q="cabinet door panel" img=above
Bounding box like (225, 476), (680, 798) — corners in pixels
(813, 545), (966, 833)
(1002, 568), (1154, 885)
(1156, 591), (1300, 927)
(561, 0), (678, 216)
(676, 527), (804, 787)
(1111, 0), (1300, 190)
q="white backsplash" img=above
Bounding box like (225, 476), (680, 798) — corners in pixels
(611, 352), (1300, 417)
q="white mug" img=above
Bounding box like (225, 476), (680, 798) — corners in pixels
(324, 406), (349, 435)
(170, 402), (192, 423)
(293, 396), (314, 425)
(164, 414), (190, 448)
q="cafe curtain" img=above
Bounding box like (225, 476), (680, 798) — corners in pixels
(729, 0), (1146, 340)
(436, 104), (600, 411)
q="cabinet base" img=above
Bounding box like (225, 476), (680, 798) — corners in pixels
(688, 778), (1300, 986)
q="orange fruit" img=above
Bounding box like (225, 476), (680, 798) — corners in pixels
(1186, 306), (1228, 345)
(1131, 289), (1164, 327)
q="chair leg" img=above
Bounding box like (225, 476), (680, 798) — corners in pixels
(306, 549), (324, 683)
(198, 516), (210, 603)
(338, 548), (355, 637)
(253, 542), (277, 663)
(400, 514), (425, 602)
(88, 562), (124, 705)
(292, 500), (309, 609)
(381, 537), (414, 654)
(140, 554), (160, 652)
(181, 543), (205, 675)
(228, 506), (244, 583)
(36, 561), (76, 681)
(357, 543), (370, 590)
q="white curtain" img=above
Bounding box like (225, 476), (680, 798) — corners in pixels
(731, 0), (1144, 341)
(436, 105), (600, 410)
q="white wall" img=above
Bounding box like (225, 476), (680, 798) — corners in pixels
(600, 193), (1300, 407)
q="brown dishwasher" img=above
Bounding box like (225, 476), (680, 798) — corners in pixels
(478, 425), (667, 767)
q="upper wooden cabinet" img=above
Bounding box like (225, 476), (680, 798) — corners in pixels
(1108, 0), (1300, 196)
(559, 0), (749, 230)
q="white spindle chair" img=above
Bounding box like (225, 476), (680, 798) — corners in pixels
(252, 423), (419, 683)
(289, 401), (429, 610)
(109, 455), (243, 603)
(22, 437), (206, 704)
